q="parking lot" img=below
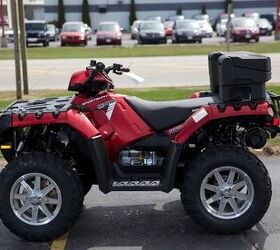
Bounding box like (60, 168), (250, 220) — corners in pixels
(5, 33), (276, 49)
(0, 156), (280, 250)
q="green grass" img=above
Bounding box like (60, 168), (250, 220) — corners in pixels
(1, 42), (280, 60)
(1, 85), (280, 110)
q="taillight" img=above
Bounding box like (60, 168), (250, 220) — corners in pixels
(273, 117), (279, 126)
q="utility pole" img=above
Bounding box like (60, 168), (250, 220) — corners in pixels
(0, 0), (8, 48)
(275, 0), (280, 40)
(18, 0), (29, 94)
(226, 2), (232, 51)
(10, 0), (22, 99)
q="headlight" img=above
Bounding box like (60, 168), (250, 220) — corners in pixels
(61, 35), (66, 40)
(177, 31), (183, 35)
(160, 32), (165, 36)
(140, 33), (147, 37)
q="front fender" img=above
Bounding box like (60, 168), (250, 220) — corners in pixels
(175, 102), (270, 144)
(12, 109), (99, 139)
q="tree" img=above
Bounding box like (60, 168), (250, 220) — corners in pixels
(82, 0), (91, 26)
(129, 0), (137, 26)
(58, 0), (65, 28)
(224, 0), (232, 13)
(201, 4), (207, 15)
(176, 6), (182, 16)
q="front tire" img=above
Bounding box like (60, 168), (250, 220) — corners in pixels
(0, 153), (84, 241)
(180, 145), (271, 234)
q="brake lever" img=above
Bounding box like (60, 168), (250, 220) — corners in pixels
(113, 70), (122, 75)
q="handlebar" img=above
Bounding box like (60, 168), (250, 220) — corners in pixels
(104, 63), (130, 74)
(84, 60), (130, 90)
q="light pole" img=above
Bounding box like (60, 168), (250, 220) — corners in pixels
(0, 0), (8, 48)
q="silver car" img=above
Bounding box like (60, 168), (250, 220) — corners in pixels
(131, 20), (143, 39)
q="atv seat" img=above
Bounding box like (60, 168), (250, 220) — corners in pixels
(125, 96), (217, 131)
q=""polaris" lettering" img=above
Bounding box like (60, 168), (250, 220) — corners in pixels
(112, 180), (160, 187)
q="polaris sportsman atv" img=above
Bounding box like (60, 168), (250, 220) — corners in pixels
(0, 52), (279, 241)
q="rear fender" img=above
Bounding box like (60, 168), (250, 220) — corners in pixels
(11, 109), (99, 139)
(175, 102), (271, 144)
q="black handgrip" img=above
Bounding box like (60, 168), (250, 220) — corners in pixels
(121, 67), (130, 72)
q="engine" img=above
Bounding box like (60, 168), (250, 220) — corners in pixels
(119, 150), (164, 167)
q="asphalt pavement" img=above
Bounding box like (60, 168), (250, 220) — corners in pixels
(0, 156), (280, 250)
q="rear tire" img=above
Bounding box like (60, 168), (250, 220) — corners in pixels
(180, 145), (271, 234)
(0, 153), (84, 241)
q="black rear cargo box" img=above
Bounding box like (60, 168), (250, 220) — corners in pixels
(208, 51), (271, 102)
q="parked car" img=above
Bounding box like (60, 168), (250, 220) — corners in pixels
(198, 20), (213, 37)
(172, 19), (202, 43)
(164, 20), (174, 37)
(84, 24), (92, 40)
(96, 22), (122, 46)
(137, 21), (166, 44)
(60, 22), (88, 46)
(146, 16), (162, 22)
(231, 17), (260, 42)
(214, 13), (235, 30)
(25, 20), (50, 47)
(260, 14), (276, 29)
(130, 20), (143, 39)
(244, 12), (260, 20)
(216, 19), (227, 37)
(0, 26), (14, 43)
(47, 24), (59, 41)
(257, 18), (273, 36)
(193, 14), (210, 22)
(165, 15), (184, 22)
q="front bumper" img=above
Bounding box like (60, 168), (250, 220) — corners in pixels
(97, 37), (121, 45)
(26, 37), (47, 44)
(177, 35), (201, 42)
(139, 36), (166, 44)
(61, 37), (86, 44)
(233, 33), (259, 41)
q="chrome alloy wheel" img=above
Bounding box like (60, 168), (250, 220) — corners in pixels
(10, 173), (62, 226)
(200, 166), (254, 219)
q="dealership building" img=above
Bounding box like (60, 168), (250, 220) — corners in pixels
(2, 0), (277, 30)
(44, 0), (275, 29)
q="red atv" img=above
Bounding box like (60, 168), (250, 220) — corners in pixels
(0, 52), (279, 241)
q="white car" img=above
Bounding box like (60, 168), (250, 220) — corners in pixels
(216, 19), (227, 37)
(198, 20), (213, 38)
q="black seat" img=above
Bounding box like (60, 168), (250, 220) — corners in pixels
(125, 96), (217, 131)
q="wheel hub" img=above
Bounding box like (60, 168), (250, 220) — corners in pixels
(200, 166), (254, 219)
(10, 173), (62, 226)
(28, 191), (44, 206)
(219, 186), (233, 198)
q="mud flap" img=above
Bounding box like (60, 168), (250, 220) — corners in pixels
(161, 141), (183, 192)
(88, 135), (112, 193)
